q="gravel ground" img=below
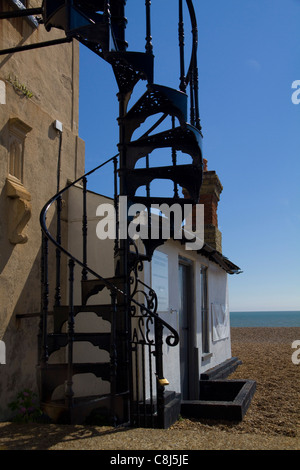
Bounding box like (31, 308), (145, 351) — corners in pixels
(0, 327), (299, 451)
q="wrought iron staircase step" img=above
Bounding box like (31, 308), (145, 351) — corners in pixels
(43, 2), (127, 55)
(82, 275), (125, 305)
(122, 84), (188, 141)
(72, 21), (113, 53)
(47, 332), (111, 356)
(126, 124), (202, 169)
(129, 195), (197, 208)
(43, 3), (101, 33)
(102, 50), (154, 92)
(53, 304), (114, 333)
(125, 163), (201, 201)
(38, 362), (111, 402)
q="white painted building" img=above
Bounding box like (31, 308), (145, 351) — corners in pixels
(64, 170), (241, 403)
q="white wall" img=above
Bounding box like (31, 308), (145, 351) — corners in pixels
(67, 184), (115, 305)
(50, 185), (115, 398)
(149, 239), (232, 395)
(64, 188), (232, 399)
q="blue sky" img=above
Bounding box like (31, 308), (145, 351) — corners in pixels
(78, 0), (300, 312)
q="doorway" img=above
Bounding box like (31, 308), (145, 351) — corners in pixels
(178, 259), (194, 399)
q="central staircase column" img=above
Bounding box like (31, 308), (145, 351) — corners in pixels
(115, 89), (131, 422)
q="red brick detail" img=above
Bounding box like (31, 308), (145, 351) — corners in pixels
(199, 193), (219, 226)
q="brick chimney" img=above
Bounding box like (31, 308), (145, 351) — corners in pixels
(182, 158), (223, 253)
(199, 158), (223, 252)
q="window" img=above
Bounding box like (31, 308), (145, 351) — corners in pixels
(151, 251), (169, 313)
(201, 265), (209, 353)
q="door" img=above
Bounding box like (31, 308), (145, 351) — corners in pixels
(201, 265), (209, 354)
(178, 261), (192, 399)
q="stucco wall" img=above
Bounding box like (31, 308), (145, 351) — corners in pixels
(52, 186), (116, 399)
(0, 2), (85, 420)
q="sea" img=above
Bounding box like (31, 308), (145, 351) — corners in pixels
(230, 311), (300, 327)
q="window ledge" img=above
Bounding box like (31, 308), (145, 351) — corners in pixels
(6, 175), (31, 200)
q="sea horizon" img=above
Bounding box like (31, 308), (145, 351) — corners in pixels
(230, 310), (300, 327)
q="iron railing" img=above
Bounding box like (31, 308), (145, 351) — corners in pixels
(39, 153), (179, 427)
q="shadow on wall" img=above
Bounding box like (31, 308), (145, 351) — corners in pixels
(0, 214), (67, 421)
(0, 339), (5, 364)
(0, 183), (14, 275)
(0, 11), (38, 71)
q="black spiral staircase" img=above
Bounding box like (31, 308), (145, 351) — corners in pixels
(1, 0), (203, 427)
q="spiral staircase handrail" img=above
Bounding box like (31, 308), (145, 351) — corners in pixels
(39, 153), (179, 347)
(185, 0), (198, 86)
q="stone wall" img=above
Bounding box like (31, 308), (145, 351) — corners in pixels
(0, 1), (85, 420)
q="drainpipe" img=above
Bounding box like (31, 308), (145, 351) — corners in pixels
(53, 120), (63, 306)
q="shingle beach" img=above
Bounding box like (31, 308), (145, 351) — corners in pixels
(0, 327), (299, 450)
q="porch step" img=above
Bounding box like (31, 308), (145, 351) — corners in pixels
(200, 357), (242, 381)
(163, 392), (182, 429)
(181, 380), (256, 422)
(134, 391), (181, 429)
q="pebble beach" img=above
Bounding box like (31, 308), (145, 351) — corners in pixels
(0, 327), (299, 451)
